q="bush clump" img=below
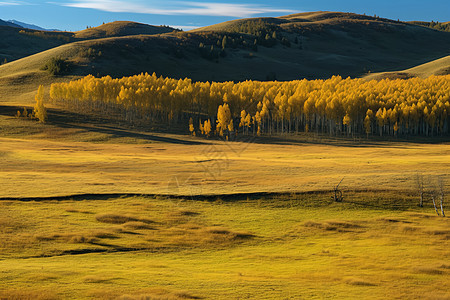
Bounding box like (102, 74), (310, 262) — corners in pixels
(41, 57), (71, 75)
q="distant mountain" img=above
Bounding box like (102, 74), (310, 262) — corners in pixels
(7, 20), (58, 31)
(0, 19), (22, 28)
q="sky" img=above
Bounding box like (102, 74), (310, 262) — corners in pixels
(0, 0), (448, 31)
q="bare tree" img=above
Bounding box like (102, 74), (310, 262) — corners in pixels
(430, 176), (446, 217)
(431, 193), (440, 216)
(332, 177), (344, 202)
(437, 176), (445, 217)
(415, 174), (424, 207)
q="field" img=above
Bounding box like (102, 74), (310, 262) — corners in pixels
(1, 111), (450, 198)
(1, 195), (449, 299)
(1, 110), (449, 299)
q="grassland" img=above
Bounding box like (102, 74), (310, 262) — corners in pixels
(1, 195), (449, 299)
(1, 109), (450, 198)
(1, 106), (449, 298)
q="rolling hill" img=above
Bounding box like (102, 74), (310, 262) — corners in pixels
(0, 26), (74, 64)
(1, 12), (450, 105)
(364, 55), (450, 80)
(74, 21), (176, 39)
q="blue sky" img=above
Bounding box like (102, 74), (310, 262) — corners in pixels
(0, 0), (448, 31)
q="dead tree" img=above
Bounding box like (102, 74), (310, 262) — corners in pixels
(415, 174), (424, 207)
(431, 193), (440, 216)
(332, 177), (344, 202)
(430, 176), (446, 217)
(437, 176), (445, 217)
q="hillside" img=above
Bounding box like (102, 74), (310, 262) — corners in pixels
(0, 21), (176, 64)
(364, 55), (450, 80)
(1, 12), (450, 105)
(75, 21), (176, 39)
(408, 20), (450, 32)
(0, 26), (74, 64)
(7, 13), (450, 79)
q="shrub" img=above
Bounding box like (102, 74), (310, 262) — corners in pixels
(41, 57), (71, 75)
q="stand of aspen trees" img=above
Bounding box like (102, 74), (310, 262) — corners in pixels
(49, 73), (450, 137)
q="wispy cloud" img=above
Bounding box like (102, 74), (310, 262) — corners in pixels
(62, 0), (293, 17)
(0, 1), (25, 5)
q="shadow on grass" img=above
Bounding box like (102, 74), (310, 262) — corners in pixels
(0, 105), (205, 145)
(1, 104), (448, 147)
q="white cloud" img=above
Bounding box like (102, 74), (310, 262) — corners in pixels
(62, 0), (293, 17)
(0, 1), (23, 5)
(168, 25), (201, 31)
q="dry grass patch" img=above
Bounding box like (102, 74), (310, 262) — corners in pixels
(0, 289), (58, 300)
(303, 220), (365, 232)
(35, 230), (117, 244)
(344, 277), (377, 286)
(204, 226), (255, 240)
(122, 221), (155, 230)
(96, 213), (154, 225)
(117, 288), (201, 300)
(414, 267), (446, 275)
(152, 224), (256, 249)
(83, 275), (116, 283)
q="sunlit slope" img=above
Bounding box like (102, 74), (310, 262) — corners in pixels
(0, 26), (74, 63)
(0, 43), (82, 105)
(0, 21), (175, 64)
(364, 55), (450, 80)
(75, 21), (176, 39)
(1, 11), (450, 106)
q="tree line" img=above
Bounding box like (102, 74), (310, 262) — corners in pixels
(49, 73), (450, 137)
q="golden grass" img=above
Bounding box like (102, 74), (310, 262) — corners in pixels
(364, 55), (450, 80)
(0, 196), (449, 299)
(95, 213), (154, 225)
(0, 132), (448, 198)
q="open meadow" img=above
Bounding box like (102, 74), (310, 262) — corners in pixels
(1, 112), (450, 198)
(1, 110), (449, 299)
(1, 195), (450, 299)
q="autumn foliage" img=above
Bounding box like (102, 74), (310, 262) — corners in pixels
(50, 73), (450, 137)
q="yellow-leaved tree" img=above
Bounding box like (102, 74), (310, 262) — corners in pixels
(216, 103), (231, 136)
(204, 119), (212, 137)
(34, 85), (47, 123)
(189, 117), (195, 136)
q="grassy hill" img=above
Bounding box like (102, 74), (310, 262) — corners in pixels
(0, 26), (74, 64)
(0, 21), (176, 64)
(75, 21), (176, 39)
(364, 55), (450, 80)
(408, 20), (450, 32)
(1, 11), (450, 105)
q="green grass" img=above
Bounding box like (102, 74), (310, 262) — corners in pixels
(0, 195), (449, 299)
